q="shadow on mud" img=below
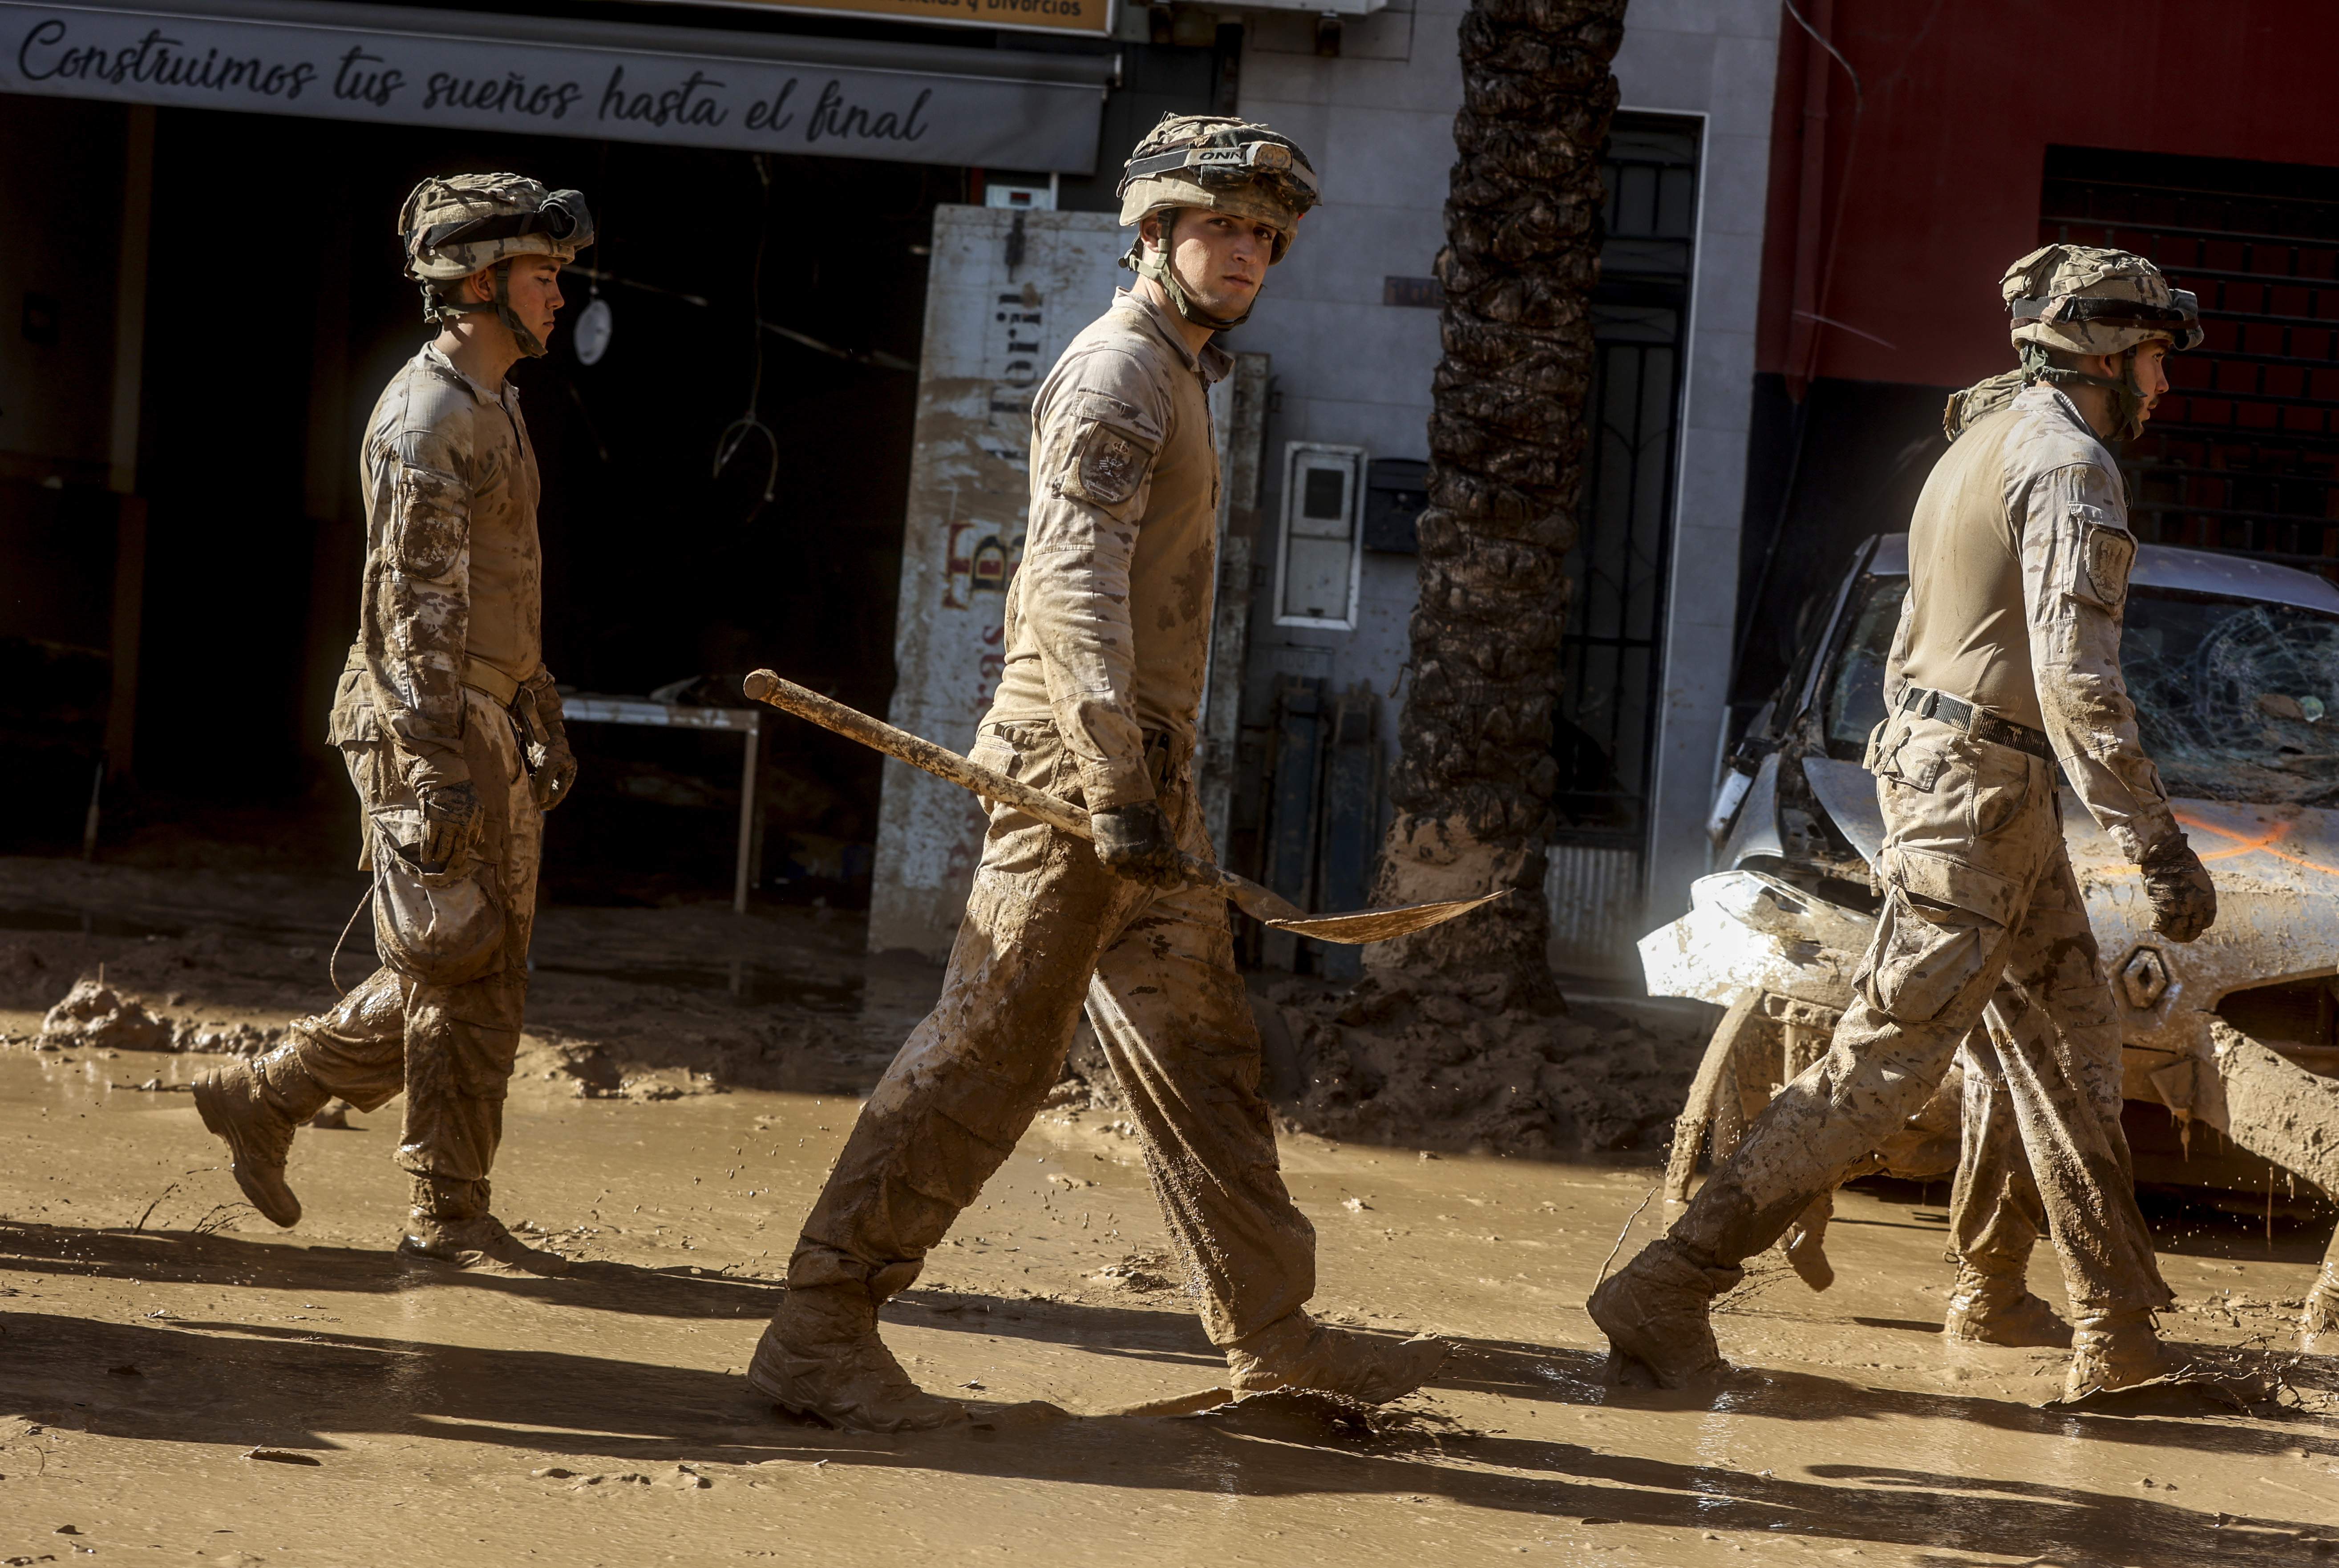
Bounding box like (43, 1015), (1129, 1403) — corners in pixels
(0, 1301), (2320, 1564)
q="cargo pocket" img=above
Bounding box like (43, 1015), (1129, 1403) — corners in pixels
(1873, 716), (1952, 794)
(1883, 845), (2021, 927)
(369, 808), (506, 988)
(326, 661), (382, 750)
(1861, 882), (1999, 1027)
(1968, 744), (2033, 840)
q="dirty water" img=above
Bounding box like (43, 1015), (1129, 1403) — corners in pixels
(3, 1051), (2336, 1567)
(2, 857), (2338, 1564)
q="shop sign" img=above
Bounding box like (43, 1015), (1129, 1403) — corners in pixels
(0, 0), (1111, 170)
(634, 0), (1111, 40)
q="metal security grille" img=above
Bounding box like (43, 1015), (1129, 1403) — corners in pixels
(1551, 115), (1699, 846)
(2041, 148), (2339, 574)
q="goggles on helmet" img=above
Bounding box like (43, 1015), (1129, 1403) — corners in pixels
(1118, 133), (1320, 212)
(412, 188), (595, 255)
(2009, 287), (2203, 352)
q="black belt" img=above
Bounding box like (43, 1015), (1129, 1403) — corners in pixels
(1899, 686), (2055, 762)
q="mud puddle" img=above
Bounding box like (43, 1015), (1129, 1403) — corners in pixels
(532, 959), (865, 1014)
(4, 1051), (2337, 1566)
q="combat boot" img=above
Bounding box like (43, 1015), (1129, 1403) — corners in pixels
(1586, 1238), (1744, 1389)
(2063, 1308), (2185, 1400)
(747, 1285), (968, 1433)
(1226, 1311), (1450, 1403)
(192, 1055), (315, 1228)
(398, 1212), (571, 1277)
(1781, 1193), (1835, 1293)
(2301, 1263), (2339, 1354)
(1942, 1261), (2071, 1348)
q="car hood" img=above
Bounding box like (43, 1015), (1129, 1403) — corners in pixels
(1802, 756), (2339, 1079)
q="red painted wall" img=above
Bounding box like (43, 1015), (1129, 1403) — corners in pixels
(1756, 0), (2339, 391)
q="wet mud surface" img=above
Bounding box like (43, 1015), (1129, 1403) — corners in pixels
(3, 858), (2338, 1564)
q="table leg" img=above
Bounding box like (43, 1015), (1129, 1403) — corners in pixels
(735, 722), (759, 915)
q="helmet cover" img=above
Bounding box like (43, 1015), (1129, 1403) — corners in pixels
(399, 173), (592, 356)
(1116, 113), (1318, 266)
(2002, 243), (2202, 357)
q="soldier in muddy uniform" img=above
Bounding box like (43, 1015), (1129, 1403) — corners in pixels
(1594, 246), (2218, 1400)
(193, 174), (587, 1276)
(745, 116), (1450, 1431)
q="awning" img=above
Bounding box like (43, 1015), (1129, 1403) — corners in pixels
(0, 0), (1117, 170)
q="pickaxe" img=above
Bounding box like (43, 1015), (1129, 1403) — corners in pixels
(741, 671), (1501, 945)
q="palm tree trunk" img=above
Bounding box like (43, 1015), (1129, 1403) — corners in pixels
(1368, 0), (1628, 1006)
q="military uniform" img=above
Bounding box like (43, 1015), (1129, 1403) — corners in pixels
(777, 288), (1315, 1373)
(751, 115), (1445, 1432)
(195, 174), (587, 1272)
(1593, 247), (2211, 1396)
(291, 342), (563, 1228)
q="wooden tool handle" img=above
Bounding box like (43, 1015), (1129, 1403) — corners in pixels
(742, 670), (1308, 925)
(742, 670), (1094, 839)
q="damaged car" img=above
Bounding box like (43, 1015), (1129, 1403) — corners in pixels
(1645, 532), (2339, 1329)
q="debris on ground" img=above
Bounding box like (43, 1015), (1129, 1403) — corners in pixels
(1090, 1250), (1179, 1294)
(1260, 975), (1710, 1157)
(38, 980), (173, 1054)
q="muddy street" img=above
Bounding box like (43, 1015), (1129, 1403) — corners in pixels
(0, 869), (2332, 1566)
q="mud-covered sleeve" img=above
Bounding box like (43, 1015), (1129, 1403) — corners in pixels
(2017, 461), (2180, 861)
(367, 429), (474, 791)
(1018, 349), (1169, 810)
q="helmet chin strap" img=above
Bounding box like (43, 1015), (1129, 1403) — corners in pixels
(1137, 235), (1253, 331)
(2020, 341), (2147, 444)
(430, 261), (550, 358)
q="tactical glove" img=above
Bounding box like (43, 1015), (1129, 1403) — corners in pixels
(1090, 800), (1186, 889)
(413, 781), (482, 875)
(522, 675), (579, 812)
(532, 737), (579, 811)
(2139, 832), (2216, 943)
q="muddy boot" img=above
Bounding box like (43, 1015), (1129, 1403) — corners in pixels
(746, 1285), (968, 1433)
(1226, 1312), (1450, 1404)
(2302, 1264), (2339, 1354)
(2063, 1309), (2185, 1399)
(1942, 1261), (2071, 1348)
(192, 1055), (316, 1228)
(1781, 1193), (1835, 1293)
(398, 1212), (571, 1276)
(1586, 1238), (1743, 1389)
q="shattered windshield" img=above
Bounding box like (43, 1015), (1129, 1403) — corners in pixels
(1821, 575), (2339, 805)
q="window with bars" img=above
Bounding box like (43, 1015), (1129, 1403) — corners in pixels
(1550, 115), (1700, 846)
(2041, 146), (2339, 574)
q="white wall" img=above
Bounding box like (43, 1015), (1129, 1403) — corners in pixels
(1233, 0), (1457, 742)
(1616, 0), (1781, 919)
(1232, 0), (1781, 939)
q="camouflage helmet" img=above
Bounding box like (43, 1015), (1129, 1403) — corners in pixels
(1116, 114), (1316, 331)
(2002, 243), (2202, 357)
(399, 173), (593, 357)
(1116, 113), (1319, 263)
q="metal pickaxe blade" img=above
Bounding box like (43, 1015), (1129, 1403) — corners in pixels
(741, 670), (1503, 945)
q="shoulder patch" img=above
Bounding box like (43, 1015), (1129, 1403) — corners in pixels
(1073, 423), (1151, 506)
(2081, 511), (2135, 607)
(1052, 384), (1163, 511)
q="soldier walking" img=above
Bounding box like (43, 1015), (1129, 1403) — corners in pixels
(747, 116), (1449, 1431)
(1593, 246), (2218, 1400)
(194, 174), (587, 1276)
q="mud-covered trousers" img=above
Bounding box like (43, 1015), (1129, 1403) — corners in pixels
(270, 685), (542, 1220)
(789, 719), (1315, 1346)
(1673, 712), (2171, 1318)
